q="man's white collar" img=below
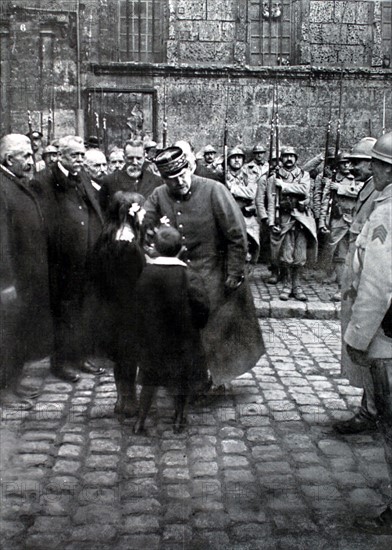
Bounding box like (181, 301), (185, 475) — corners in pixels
(146, 256), (187, 267)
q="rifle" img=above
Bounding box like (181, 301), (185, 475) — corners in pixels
(102, 116), (108, 157)
(274, 83), (281, 228)
(94, 112), (101, 148)
(223, 76), (230, 187)
(162, 80), (167, 147)
(322, 105), (332, 178)
(325, 72), (344, 230)
(27, 110), (36, 171)
(382, 92), (386, 135)
(47, 109), (53, 145)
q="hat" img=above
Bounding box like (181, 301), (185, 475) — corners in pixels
(42, 145), (58, 156)
(204, 144), (217, 154)
(336, 151), (350, 163)
(371, 132), (392, 165)
(26, 130), (43, 140)
(85, 136), (100, 148)
(348, 137), (376, 160)
(281, 146), (298, 158)
(253, 143), (266, 153)
(227, 146), (245, 159)
(144, 139), (157, 150)
(155, 146), (189, 178)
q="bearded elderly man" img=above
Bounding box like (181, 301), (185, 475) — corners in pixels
(99, 139), (161, 214)
(33, 135), (105, 382)
(0, 134), (53, 409)
(143, 146), (264, 393)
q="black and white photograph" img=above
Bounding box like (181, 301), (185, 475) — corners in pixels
(0, 1), (391, 548)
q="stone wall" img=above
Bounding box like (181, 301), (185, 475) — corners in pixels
(0, 0), (391, 160)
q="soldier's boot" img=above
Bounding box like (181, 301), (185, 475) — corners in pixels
(173, 391), (188, 434)
(267, 265), (279, 284)
(292, 267), (308, 301)
(332, 263), (344, 301)
(114, 378), (137, 417)
(279, 268), (292, 301)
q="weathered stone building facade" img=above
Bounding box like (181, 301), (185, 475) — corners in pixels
(1, 0), (391, 159)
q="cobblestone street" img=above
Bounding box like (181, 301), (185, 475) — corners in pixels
(1, 308), (392, 549)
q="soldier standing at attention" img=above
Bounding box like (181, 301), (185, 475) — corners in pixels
(226, 146), (262, 267)
(319, 152), (363, 301)
(334, 137), (380, 435)
(266, 146), (317, 301)
(343, 132), (392, 534)
(194, 144), (224, 182)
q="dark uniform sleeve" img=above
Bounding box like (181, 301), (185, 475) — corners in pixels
(210, 183), (247, 278)
(0, 187), (15, 296)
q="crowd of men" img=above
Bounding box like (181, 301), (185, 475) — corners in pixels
(0, 125), (391, 533)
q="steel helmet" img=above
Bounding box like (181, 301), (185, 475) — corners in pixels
(348, 137), (377, 160)
(204, 144), (217, 154)
(42, 145), (58, 155)
(336, 151), (351, 163)
(371, 132), (392, 165)
(280, 146), (298, 158)
(253, 142), (266, 153)
(227, 146), (245, 159)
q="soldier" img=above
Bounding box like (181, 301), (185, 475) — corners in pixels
(246, 143), (270, 265)
(311, 148), (336, 227)
(244, 142), (269, 180)
(319, 152), (363, 301)
(343, 132), (392, 534)
(226, 146), (262, 266)
(195, 144), (224, 182)
(334, 137), (379, 434)
(267, 146), (317, 301)
(41, 145), (59, 171)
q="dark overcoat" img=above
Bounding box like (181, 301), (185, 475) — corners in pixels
(143, 176), (265, 384)
(90, 236), (145, 365)
(0, 166), (53, 386)
(33, 164), (104, 361)
(134, 262), (210, 389)
(99, 167), (162, 213)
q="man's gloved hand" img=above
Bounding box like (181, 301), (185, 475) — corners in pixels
(346, 344), (368, 366)
(224, 275), (244, 292)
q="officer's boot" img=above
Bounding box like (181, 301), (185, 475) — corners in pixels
(332, 263), (344, 301)
(292, 267), (308, 301)
(267, 265), (279, 285)
(279, 267), (292, 301)
(122, 383), (138, 418)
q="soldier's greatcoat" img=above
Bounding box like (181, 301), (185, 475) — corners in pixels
(267, 166), (317, 265)
(341, 176), (381, 385)
(143, 175), (265, 384)
(344, 182), (392, 358)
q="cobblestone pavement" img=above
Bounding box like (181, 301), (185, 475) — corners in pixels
(1, 319), (392, 549)
(250, 266), (341, 319)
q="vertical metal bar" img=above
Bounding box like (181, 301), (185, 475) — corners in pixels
(138, 0), (142, 61)
(151, 0), (155, 57)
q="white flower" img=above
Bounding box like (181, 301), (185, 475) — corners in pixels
(129, 203), (141, 216)
(160, 215), (171, 226)
(136, 208), (146, 224)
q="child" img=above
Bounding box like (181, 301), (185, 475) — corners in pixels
(133, 226), (210, 434)
(90, 190), (146, 417)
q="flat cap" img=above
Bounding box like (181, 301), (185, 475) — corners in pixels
(42, 145), (58, 155)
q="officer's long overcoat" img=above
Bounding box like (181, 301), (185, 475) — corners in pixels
(143, 175), (265, 384)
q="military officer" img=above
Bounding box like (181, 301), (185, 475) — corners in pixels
(343, 131), (392, 534)
(266, 146), (317, 301)
(244, 142), (269, 180)
(334, 137), (380, 435)
(319, 152), (363, 301)
(195, 144), (224, 182)
(225, 146), (262, 266)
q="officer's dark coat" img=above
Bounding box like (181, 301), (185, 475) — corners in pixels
(33, 164), (104, 362)
(0, 166), (53, 386)
(99, 166), (162, 213)
(143, 176), (265, 384)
